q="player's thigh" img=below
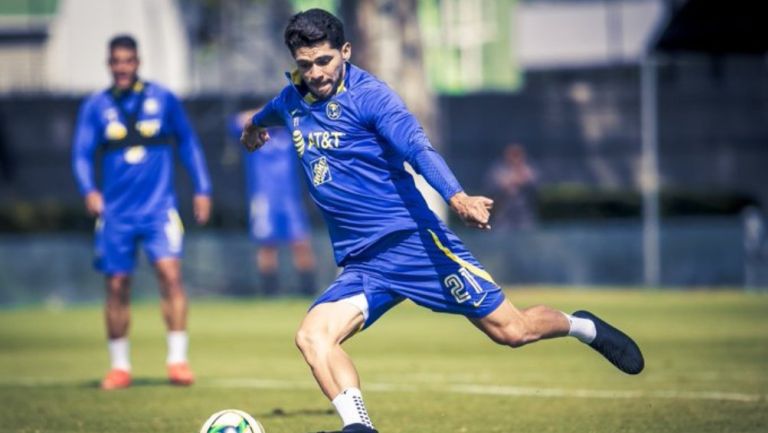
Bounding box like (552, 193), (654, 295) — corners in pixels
(95, 218), (139, 274)
(298, 301), (366, 346)
(153, 257), (182, 288)
(143, 209), (184, 263)
(310, 270), (404, 331)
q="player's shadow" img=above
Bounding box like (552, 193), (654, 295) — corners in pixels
(259, 407), (335, 419)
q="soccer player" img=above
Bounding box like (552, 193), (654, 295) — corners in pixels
(229, 111), (316, 297)
(241, 9), (644, 433)
(72, 34), (212, 390)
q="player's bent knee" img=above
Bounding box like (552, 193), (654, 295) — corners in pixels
(294, 326), (333, 359)
(106, 276), (130, 298)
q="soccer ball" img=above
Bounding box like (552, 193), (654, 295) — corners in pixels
(199, 409), (265, 433)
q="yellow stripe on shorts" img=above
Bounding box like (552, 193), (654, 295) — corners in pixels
(168, 209), (185, 234)
(427, 229), (496, 284)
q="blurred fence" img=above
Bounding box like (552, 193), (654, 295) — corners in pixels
(1, 216), (766, 306)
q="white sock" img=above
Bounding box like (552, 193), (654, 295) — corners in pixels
(331, 387), (374, 429)
(108, 337), (131, 371)
(166, 331), (188, 364)
(565, 313), (596, 344)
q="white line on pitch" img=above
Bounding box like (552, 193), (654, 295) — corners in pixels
(206, 378), (764, 403)
(0, 377), (762, 403)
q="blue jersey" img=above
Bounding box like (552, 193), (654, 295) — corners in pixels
(227, 120), (304, 213)
(251, 64), (455, 265)
(72, 80), (211, 218)
(228, 118), (310, 242)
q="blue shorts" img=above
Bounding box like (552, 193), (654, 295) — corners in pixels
(249, 194), (310, 244)
(94, 209), (184, 275)
(311, 227), (505, 329)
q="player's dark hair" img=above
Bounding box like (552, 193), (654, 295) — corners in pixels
(284, 8), (346, 54)
(108, 34), (138, 52)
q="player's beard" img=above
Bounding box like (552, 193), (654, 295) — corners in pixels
(310, 68), (344, 100)
(114, 73), (137, 91)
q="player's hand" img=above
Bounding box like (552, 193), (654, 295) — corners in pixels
(84, 190), (104, 217)
(240, 123), (270, 152)
(193, 194), (211, 225)
(449, 192), (494, 230)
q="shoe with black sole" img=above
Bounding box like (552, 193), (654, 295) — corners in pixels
(573, 310), (645, 375)
(315, 423), (379, 433)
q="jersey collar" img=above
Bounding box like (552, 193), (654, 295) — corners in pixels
(110, 79), (144, 98)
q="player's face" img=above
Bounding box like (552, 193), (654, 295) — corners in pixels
(108, 47), (140, 90)
(293, 41), (351, 100)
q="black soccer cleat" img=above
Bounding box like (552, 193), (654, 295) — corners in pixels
(316, 423), (379, 433)
(342, 424), (378, 433)
(572, 310), (645, 375)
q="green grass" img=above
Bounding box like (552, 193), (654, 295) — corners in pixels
(1, 289), (767, 433)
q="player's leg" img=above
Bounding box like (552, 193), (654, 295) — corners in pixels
(415, 227), (644, 374)
(297, 270), (399, 433)
(257, 245), (280, 296)
(154, 257), (194, 385)
(105, 274), (132, 340)
(287, 202), (316, 296)
(469, 300), (570, 347)
(145, 210), (194, 385)
(290, 238), (316, 295)
(102, 273), (133, 389)
(295, 301), (365, 399)
(154, 258), (187, 332)
(295, 300), (377, 433)
(95, 218), (136, 390)
(471, 301), (644, 374)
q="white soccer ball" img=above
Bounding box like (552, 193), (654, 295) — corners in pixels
(199, 409), (265, 433)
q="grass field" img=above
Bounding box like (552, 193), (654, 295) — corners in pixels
(1, 288), (767, 433)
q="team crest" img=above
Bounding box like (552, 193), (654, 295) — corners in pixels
(105, 121), (128, 140)
(105, 108), (118, 121)
(124, 145), (147, 164)
(326, 101), (342, 120)
(143, 98), (160, 115)
(310, 156), (332, 186)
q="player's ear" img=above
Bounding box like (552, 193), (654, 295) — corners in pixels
(341, 42), (351, 62)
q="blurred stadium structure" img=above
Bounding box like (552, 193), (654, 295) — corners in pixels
(0, 0), (767, 305)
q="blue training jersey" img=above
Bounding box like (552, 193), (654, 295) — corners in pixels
(227, 118), (304, 213)
(72, 80), (211, 218)
(251, 64), (450, 265)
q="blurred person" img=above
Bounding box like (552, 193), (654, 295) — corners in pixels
(241, 9), (644, 433)
(486, 143), (538, 229)
(71, 34), (212, 390)
(229, 110), (317, 297)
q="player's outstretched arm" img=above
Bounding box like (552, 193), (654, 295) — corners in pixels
(449, 191), (494, 230)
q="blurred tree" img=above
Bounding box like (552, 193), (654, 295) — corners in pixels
(340, 0), (437, 142)
(340, 0), (446, 216)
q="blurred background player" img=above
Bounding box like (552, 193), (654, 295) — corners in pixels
(229, 110), (317, 297)
(242, 9), (643, 433)
(71, 34), (212, 390)
(485, 143), (538, 230)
